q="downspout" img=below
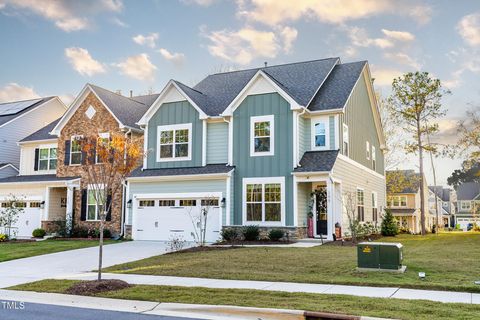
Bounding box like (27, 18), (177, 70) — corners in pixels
(120, 128), (132, 237)
(223, 116), (232, 166)
(296, 106), (308, 167)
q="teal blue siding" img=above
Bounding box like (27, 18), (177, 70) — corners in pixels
(232, 93), (294, 226)
(147, 101), (203, 168)
(329, 116), (336, 149)
(207, 122), (228, 164)
(127, 179), (227, 225)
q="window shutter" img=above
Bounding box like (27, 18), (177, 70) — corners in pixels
(64, 140), (71, 165)
(80, 189), (87, 221)
(34, 148), (39, 171)
(106, 191), (112, 221)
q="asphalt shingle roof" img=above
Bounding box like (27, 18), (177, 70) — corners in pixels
(20, 118), (60, 142)
(129, 164), (234, 178)
(294, 150), (339, 173)
(456, 182), (480, 200)
(0, 174), (79, 184)
(428, 186), (452, 202)
(308, 61), (366, 111)
(0, 97), (56, 127)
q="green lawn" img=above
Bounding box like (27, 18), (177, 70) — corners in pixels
(0, 239), (117, 262)
(105, 233), (480, 292)
(10, 279), (480, 320)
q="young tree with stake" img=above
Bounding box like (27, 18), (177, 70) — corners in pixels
(389, 72), (448, 235)
(81, 132), (144, 281)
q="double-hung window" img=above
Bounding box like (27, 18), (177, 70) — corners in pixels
(343, 124), (349, 156)
(87, 188), (105, 221)
(461, 201), (472, 211)
(250, 115), (274, 156)
(372, 145), (376, 170)
(388, 196), (407, 208)
(357, 188), (365, 221)
(70, 136), (83, 165)
(157, 123), (192, 161)
(372, 192), (378, 222)
(311, 117), (329, 150)
(244, 177), (284, 224)
(38, 147), (57, 170)
(96, 132), (110, 164)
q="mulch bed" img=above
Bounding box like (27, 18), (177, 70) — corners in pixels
(66, 279), (131, 296)
(214, 240), (296, 245)
(0, 239), (36, 244)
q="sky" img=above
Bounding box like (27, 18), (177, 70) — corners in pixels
(0, 0), (479, 186)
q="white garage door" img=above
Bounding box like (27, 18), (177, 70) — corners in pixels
(0, 201), (42, 238)
(133, 197), (222, 242)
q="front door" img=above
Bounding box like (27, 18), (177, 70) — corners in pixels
(315, 187), (328, 235)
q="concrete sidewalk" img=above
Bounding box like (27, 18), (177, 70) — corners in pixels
(62, 272), (480, 305)
(0, 289), (389, 320)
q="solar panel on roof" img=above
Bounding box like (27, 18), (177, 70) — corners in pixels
(0, 98), (42, 116)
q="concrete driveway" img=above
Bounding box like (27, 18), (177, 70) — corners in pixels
(0, 241), (173, 288)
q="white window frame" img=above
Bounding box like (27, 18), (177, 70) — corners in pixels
(461, 201), (472, 211)
(96, 132), (110, 164)
(250, 115), (274, 157)
(242, 177), (285, 226)
(372, 145), (376, 170)
(372, 191), (378, 222)
(311, 116), (330, 151)
(156, 123), (192, 162)
(342, 123), (349, 156)
(357, 188), (365, 222)
(38, 145), (57, 171)
(366, 141), (370, 160)
(86, 185), (105, 221)
(388, 195), (408, 208)
(70, 135), (83, 166)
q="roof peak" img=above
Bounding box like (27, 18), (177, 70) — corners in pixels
(87, 83), (148, 107)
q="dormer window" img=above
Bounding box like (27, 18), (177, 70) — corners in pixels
(311, 117), (329, 150)
(156, 123), (192, 162)
(250, 115), (274, 156)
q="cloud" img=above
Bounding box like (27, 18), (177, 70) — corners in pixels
(279, 26), (298, 53)
(111, 17), (128, 28)
(115, 53), (157, 81)
(384, 52), (421, 70)
(133, 33), (159, 48)
(0, 0), (123, 32)
(59, 93), (75, 106)
(370, 66), (403, 86)
(182, 0), (217, 6)
(381, 29), (415, 42)
(457, 13), (480, 46)
(348, 27), (394, 49)
(158, 48), (185, 66)
(408, 5), (433, 25)
(64, 47), (106, 76)
(0, 83), (40, 102)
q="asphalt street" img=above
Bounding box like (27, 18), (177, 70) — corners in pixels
(0, 300), (202, 320)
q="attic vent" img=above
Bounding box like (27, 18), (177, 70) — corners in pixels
(85, 105), (96, 119)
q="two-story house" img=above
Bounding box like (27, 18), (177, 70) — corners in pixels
(0, 97), (67, 178)
(0, 84), (157, 238)
(454, 181), (480, 229)
(126, 58), (386, 242)
(386, 170), (433, 233)
(429, 186), (456, 228)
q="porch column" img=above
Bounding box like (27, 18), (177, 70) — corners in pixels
(326, 179), (334, 241)
(66, 186), (74, 235)
(44, 186), (50, 221)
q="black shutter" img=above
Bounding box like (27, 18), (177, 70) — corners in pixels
(64, 140), (71, 165)
(80, 189), (87, 221)
(106, 191), (112, 221)
(34, 148), (39, 171)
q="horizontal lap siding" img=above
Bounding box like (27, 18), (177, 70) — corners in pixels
(207, 122), (228, 164)
(128, 179), (227, 225)
(297, 182), (311, 227)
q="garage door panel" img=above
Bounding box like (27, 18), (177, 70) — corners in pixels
(0, 208), (42, 238)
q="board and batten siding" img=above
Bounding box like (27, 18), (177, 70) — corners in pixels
(339, 72), (384, 175)
(207, 122), (228, 164)
(332, 156), (386, 225)
(232, 93), (294, 226)
(147, 101), (203, 169)
(297, 115), (336, 161)
(127, 179), (228, 225)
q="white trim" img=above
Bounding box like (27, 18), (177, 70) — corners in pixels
(334, 115), (339, 150)
(228, 117), (233, 165)
(137, 80), (208, 126)
(134, 192), (223, 200)
(221, 71), (301, 117)
(366, 141), (370, 160)
(0, 163), (19, 172)
(250, 115), (275, 157)
(156, 123), (192, 162)
(337, 153), (385, 180)
(18, 138), (57, 145)
(310, 116), (330, 151)
(293, 175), (298, 227)
(342, 123), (349, 156)
(127, 171), (233, 182)
(0, 178), (80, 186)
(143, 124), (149, 169)
(306, 108), (344, 116)
(226, 175), (231, 225)
(69, 135), (83, 166)
(242, 176), (285, 226)
(202, 120), (207, 166)
(372, 145), (376, 171)
(0, 97), (67, 129)
(293, 110), (298, 168)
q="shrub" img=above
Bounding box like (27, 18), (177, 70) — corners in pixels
(72, 227), (89, 238)
(242, 225), (260, 241)
(0, 233), (8, 242)
(268, 229), (284, 241)
(381, 209), (398, 236)
(103, 228), (112, 238)
(51, 219), (68, 237)
(32, 228), (46, 238)
(221, 228), (238, 242)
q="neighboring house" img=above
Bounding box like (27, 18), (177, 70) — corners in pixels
(0, 97), (66, 176)
(0, 84), (157, 237)
(386, 170), (433, 234)
(454, 181), (480, 229)
(428, 186), (456, 228)
(126, 57), (386, 242)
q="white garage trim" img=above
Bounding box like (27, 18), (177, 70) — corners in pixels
(134, 192), (222, 199)
(127, 172), (232, 183)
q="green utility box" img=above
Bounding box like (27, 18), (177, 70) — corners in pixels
(357, 242), (406, 273)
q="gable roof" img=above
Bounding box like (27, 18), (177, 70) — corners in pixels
(428, 186), (452, 202)
(0, 163), (18, 172)
(294, 150), (339, 173)
(456, 182), (480, 201)
(52, 84), (158, 135)
(20, 118), (60, 143)
(0, 97), (57, 127)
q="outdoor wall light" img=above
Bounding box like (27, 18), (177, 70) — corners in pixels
(40, 201), (45, 209)
(127, 199), (132, 209)
(221, 197), (226, 208)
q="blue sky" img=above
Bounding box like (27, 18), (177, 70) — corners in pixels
(1, 0), (479, 185)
